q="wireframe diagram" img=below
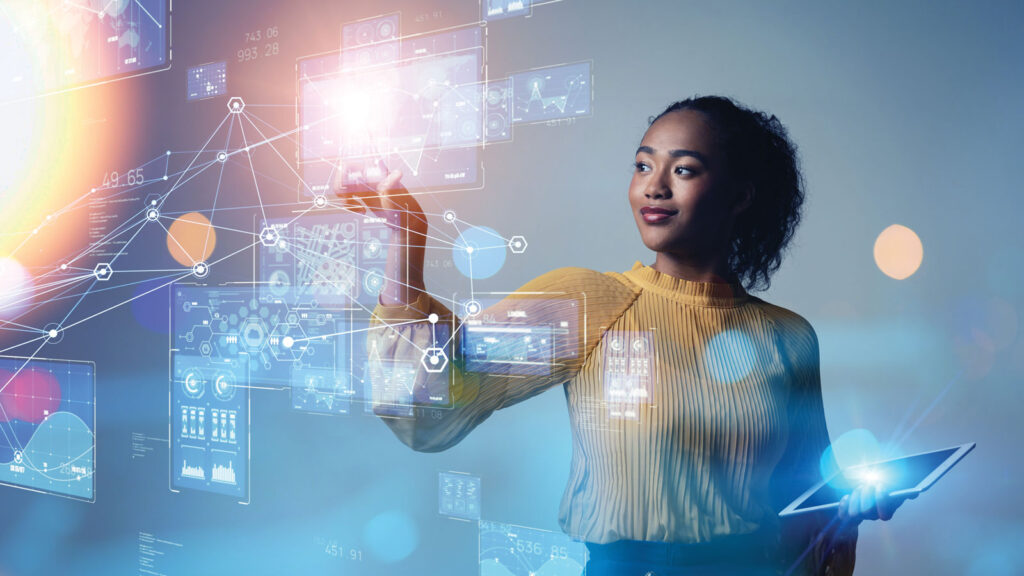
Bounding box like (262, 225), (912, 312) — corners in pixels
(0, 356), (95, 501)
(260, 212), (396, 309)
(0, 0), (170, 101)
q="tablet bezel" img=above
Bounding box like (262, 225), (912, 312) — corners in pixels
(778, 442), (975, 518)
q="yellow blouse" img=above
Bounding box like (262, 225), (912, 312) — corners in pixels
(368, 262), (856, 574)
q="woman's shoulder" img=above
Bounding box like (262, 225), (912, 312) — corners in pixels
(745, 295), (819, 352)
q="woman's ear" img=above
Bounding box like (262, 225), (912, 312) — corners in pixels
(732, 182), (754, 216)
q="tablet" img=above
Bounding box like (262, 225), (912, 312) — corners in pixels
(779, 442), (975, 517)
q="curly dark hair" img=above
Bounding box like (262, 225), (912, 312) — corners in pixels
(649, 96), (804, 292)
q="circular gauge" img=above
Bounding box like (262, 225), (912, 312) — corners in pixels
(632, 337), (647, 352)
(486, 114), (507, 138)
(364, 237), (383, 259)
(355, 23), (374, 45)
(182, 368), (205, 399)
(364, 268), (385, 295)
(213, 372), (237, 402)
(376, 20), (395, 39)
(268, 270), (290, 297)
(486, 87), (506, 107)
(609, 337), (624, 352)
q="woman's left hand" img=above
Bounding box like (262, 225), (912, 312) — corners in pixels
(837, 483), (916, 525)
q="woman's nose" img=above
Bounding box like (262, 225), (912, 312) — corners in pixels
(644, 171), (672, 199)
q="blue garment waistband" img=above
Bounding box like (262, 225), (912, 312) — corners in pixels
(585, 530), (778, 568)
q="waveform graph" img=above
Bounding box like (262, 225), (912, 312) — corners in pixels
(0, 356), (96, 502)
(510, 61), (592, 124)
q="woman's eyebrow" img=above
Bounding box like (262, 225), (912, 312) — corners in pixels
(635, 145), (707, 164)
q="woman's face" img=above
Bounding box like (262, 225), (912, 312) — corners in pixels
(628, 109), (750, 260)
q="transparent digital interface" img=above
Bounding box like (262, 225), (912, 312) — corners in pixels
(0, 0), (170, 101)
(438, 471), (481, 520)
(460, 294), (581, 376)
(0, 357), (94, 501)
(0, 0), (601, 572)
(187, 61), (228, 101)
(171, 288), (252, 500)
(602, 329), (655, 420)
(479, 520), (588, 576)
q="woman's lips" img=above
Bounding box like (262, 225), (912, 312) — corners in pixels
(640, 206), (678, 224)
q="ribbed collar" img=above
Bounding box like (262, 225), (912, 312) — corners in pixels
(622, 261), (749, 308)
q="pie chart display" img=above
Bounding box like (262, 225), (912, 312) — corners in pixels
(0, 356), (95, 501)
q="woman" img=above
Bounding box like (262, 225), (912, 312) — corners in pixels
(341, 96), (909, 575)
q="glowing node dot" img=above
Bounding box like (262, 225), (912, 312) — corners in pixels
(466, 246), (474, 254)
(166, 150), (171, 156)
(48, 329), (58, 339)
(60, 264), (67, 270)
(428, 313), (438, 324)
(282, 336), (294, 349)
(163, 176), (168, 181)
(151, 200), (158, 205)
(874, 224), (923, 280)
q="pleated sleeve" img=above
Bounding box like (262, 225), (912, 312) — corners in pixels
(366, 267), (638, 453)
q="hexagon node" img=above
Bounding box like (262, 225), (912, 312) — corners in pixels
(421, 347), (449, 373)
(509, 235), (527, 254)
(227, 97), (245, 114)
(93, 263), (113, 281)
(259, 227), (281, 247)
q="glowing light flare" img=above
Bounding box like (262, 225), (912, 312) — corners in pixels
(874, 224), (923, 280)
(820, 428), (882, 489)
(0, 258), (34, 321)
(166, 212), (216, 267)
(327, 67), (399, 154)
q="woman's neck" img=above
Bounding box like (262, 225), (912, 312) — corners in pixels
(652, 250), (736, 284)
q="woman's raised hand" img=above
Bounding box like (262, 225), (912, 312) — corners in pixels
(335, 167), (427, 305)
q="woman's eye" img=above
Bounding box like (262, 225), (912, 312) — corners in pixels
(634, 161), (650, 173)
(675, 166), (694, 176)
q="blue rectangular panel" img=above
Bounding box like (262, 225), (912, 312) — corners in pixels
(483, 0), (533, 21)
(438, 472), (481, 520)
(187, 61), (227, 101)
(459, 296), (580, 375)
(353, 318), (454, 415)
(479, 521), (587, 576)
(463, 325), (553, 375)
(260, 212), (395, 310)
(171, 287), (253, 499)
(511, 62), (592, 124)
(1, 0), (170, 101)
(0, 356), (94, 501)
